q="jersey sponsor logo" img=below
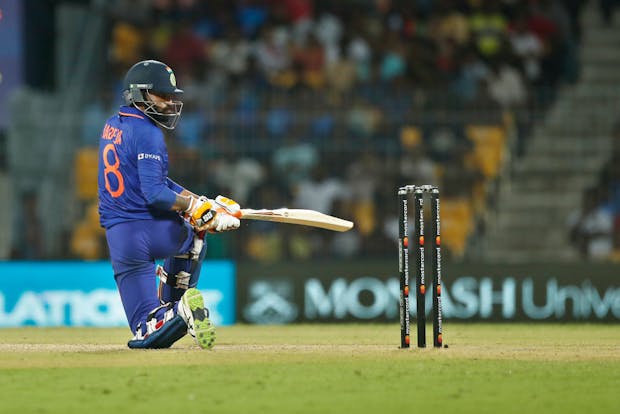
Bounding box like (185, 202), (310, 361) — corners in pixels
(137, 153), (162, 162)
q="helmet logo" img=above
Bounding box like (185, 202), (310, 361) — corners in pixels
(165, 66), (177, 87)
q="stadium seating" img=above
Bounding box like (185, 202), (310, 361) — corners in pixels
(465, 125), (507, 180)
(440, 198), (474, 259)
(74, 147), (98, 201)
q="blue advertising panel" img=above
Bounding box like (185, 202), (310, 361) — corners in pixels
(0, 261), (235, 327)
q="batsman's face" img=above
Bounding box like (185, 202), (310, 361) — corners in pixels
(148, 92), (181, 114)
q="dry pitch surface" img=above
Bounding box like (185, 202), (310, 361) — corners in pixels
(0, 324), (618, 413)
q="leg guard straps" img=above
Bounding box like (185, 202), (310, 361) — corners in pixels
(156, 265), (190, 290)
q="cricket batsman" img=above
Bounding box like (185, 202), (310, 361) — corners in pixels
(98, 60), (240, 349)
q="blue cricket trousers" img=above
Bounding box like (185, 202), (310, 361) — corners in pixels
(105, 216), (205, 334)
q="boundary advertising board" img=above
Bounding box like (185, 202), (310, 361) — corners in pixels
(237, 260), (620, 323)
(0, 261), (236, 327)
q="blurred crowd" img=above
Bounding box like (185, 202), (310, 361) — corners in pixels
(569, 124), (620, 262)
(66, 0), (587, 262)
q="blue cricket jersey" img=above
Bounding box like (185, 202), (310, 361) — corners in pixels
(98, 106), (183, 229)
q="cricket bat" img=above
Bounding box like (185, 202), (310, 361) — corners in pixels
(238, 208), (354, 232)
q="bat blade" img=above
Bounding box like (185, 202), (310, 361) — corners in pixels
(239, 208), (354, 232)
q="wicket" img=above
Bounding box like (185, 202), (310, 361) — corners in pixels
(398, 185), (443, 348)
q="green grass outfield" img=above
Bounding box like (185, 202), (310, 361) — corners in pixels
(0, 324), (618, 413)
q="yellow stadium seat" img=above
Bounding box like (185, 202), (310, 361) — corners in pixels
(70, 223), (103, 260)
(465, 125), (506, 179)
(353, 201), (376, 236)
(246, 233), (284, 262)
(440, 198), (474, 258)
(269, 70), (298, 89)
(400, 125), (423, 148)
(75, 147), (99, 200)
(86, 202), (105, 233)
(70, 201), (105, 260)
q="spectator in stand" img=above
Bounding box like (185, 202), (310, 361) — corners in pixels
(398, 126), (437, 186)
(468, 0), (508, 60)
(236, 0), (269, 38)
(526, 1), (566, 98)
(379, 32), (409, 83)
(346, 98), (382, 140)
(597, 125), (620, 215)
(282, 0), (314, 47)
(293, 165), (348, 217)
(211, 156), (266, 205)
(175, 101), (204, 149)
(293, 33), (326, 89)
(434, 36), (460, 83)
(426, 114), (467, 163)
(209, 27), (252, 83)
(345, 152), (382, 208)
(568, 186), (614, 260)
(345, 151), (385, 239)
(265, 97), (294, 144)
(272, 134), (319, 188)
(289, 164), (349, 259)
(164, 23), (207, 78)
(346, 31), (373, 83)
(314, 9), (344, 66)
(432, 0), (471, 47)
(533, 0), (580, 83)
(407, 36), (441, 85)
(255, 24), (294, 87)
(509, 11), (544, 83)
(485, 57), (527, 109)
(283, 0), (313, 23)
(452, 46), (490, 102)
(326, 36), (357, 93)
(82, 88), (115, 146)
(243, 183), (287, 262)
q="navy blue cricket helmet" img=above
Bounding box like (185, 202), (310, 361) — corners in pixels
(122, 60), (184, 130)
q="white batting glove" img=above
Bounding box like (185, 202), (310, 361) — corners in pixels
(205, 195), (241, 232)
(209, 213), (241, 232)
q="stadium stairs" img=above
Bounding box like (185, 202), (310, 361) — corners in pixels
(483, 6), (620, 262)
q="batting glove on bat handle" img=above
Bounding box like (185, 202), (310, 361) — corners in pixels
(212, 195), (242, 217)
(205, 195), (241, 232)
(185, 197), (217, 229)
(208, 212), (241, 232)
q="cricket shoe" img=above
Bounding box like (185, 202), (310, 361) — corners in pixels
(178, 288), (216, 349)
